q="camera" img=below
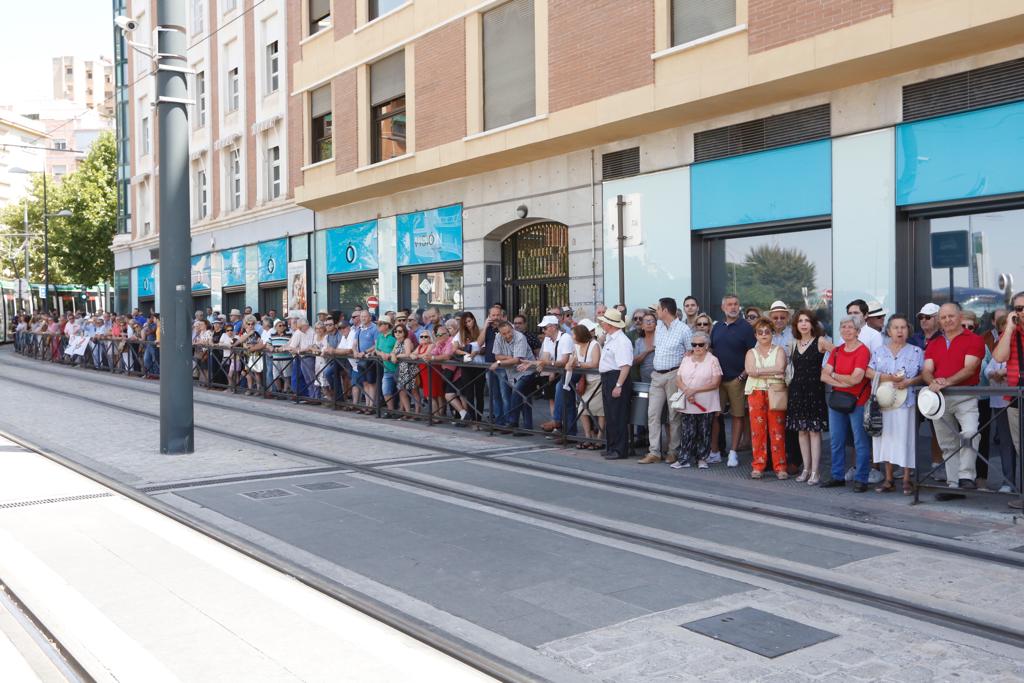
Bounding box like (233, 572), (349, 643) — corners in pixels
(114, 15), (139, 32)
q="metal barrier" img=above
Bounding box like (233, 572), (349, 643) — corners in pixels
(914, 385), (1023, 510)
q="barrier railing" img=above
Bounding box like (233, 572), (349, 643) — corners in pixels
(914, 384), (1023, 511)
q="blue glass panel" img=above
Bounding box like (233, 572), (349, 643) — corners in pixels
(136, 263), (155, 298)
(257, 238), (288, 282)
(326, 220), (379, 275)
(690, 140), (832, 230)
(896, 101), (1024, 206)
(396, 204), (463, 266)
(190, 253), (212, 292)
(220, 247), (246, 288)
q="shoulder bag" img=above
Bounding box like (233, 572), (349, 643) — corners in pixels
(863, 373), (884, 437)
(826, 345), (867, 413)
(784, 339), (796, 385)
(575, 342), (591, 396)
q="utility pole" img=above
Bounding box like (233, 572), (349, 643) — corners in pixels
(23, 202), (30, 314)
(156, 0), (194, 454)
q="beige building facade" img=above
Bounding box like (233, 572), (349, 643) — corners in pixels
(119, 0), (1024, 330)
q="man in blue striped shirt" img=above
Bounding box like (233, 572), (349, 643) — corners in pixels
(640, 297), (693, 464)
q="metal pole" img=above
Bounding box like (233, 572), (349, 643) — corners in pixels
(156, 0), (195, 454)
(616, 194), (626, 306)
(948, 267), (954, 303)
(42, 173), (49, 313)
(22, 202), (30, 315)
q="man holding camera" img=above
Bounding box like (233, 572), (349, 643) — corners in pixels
(993, 292), (1024, 509)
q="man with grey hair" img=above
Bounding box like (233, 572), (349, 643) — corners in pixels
(491, 320), (536, 433)
(288, 316), (317, 401)
(640, 297), (692, 464)
(922, 302), (986, 489)
(709, 294), (755, 467)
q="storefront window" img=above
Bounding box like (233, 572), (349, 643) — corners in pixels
(926, 208), (1022, 330)
(402, 269), (463, 318)
(709, 227), (833, 329)
(260, 286), (286, 317)
(328, 277), (378, 317)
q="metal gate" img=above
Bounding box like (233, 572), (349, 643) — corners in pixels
(501, 222), (569, 328)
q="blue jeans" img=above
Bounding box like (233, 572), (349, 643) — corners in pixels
(829, 405), (872, 483)
(487, 368), (512, 425)
(323, 360), (343, 397)
(509, 374), (536, 429)
(143, 343), (160, 376)
(382, 371), (396, 398)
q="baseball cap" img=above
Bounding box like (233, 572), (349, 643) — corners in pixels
(918, 303), (940, 316)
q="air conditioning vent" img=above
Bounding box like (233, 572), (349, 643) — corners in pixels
(903, 58), (1024, 122)
(602, 147), (640, 181)
(694, 104), (831, 163)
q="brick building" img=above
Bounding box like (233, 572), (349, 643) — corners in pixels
(115, 0), (1024, 329)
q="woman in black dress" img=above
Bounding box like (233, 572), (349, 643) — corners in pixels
(786, 309), (833, 484)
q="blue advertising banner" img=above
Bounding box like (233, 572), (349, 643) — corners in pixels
(191, 253), (212, 292)
(220, 247), (246, 288)
(397, 204), (463, 267)
(258, 238), (287, 282)
(326, 220), (379, 275)
(136, 263), (156, 298)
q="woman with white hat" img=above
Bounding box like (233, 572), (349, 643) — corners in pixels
(866, 314), (924, 494)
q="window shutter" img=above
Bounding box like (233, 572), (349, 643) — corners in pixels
(483, 0), (535, 130)
(903, 57), (1024, 122)
(672, 0), (735, 47)
(694, 104), (830, 162)
(309, 0), (330, 21)
(370, 51), (405, 107)
(310, 84), (331, 118)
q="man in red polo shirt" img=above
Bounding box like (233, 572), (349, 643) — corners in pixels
(922, 302), (986, 489)
(992, 291), (1024, 507)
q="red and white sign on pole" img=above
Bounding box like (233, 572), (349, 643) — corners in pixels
(367, 295), (379, 312)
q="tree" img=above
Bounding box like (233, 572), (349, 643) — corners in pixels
(731, 243), (817, 311)
(49, 131), (117, 287)
(0, 177), (67, 284)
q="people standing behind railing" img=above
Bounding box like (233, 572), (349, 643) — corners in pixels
(268, 319), (292, 393)
(453, 312), (486, 422)
(287, 317), (316, 401)
(745, 317), (789, 480)
(992, 292), (1024, 509)
(142, 313), (159, 377)
(922, 302), (985, 490)
(241, 316), (266, 396)
(565, 321), (604, 449)
(534, 315), (574, 435)
(682, 296), (700, 330)
(671, 331), (722, 469)
(598, 308), (633, 460)
(413, 328), (443, 416)
(371, 317), (399, 411)
(391, 323), (418, 418)
(639, 298), (692, 465)
(987, 313), (1019, 495)
(821, 315), (873, 491)
(786, 309), (832, 485)
(435, 321), (468, 422)
(867, 314), (924, 494)
(222, 322), (243, 390)
(710, 295), (756, 468)
(351, 310), (379, 411)
(312, 321), (330, 399)
(491, 320), (536, 433)
(209, 318), (229, 387)
(632, 312), (657, 385)
(478, 303), (510, 427)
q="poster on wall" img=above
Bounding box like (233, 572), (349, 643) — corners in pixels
(287, 260), (308, 321)
(258, 238), (288, 282)
(397, 204), (463, 266)
(191, 253), (212, 291)
(136, 263), (156, 299)
(326, 220), (379, 275)
(220, 247), (246, 288)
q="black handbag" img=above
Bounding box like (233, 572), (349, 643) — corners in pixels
(827, 346), (868, 413)
(863, 375), (883, 437)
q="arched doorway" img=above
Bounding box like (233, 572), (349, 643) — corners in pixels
(501, 221), (569, 327)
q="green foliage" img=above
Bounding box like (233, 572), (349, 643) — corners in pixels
(0, 131), (117, 287)
(730, 244), (818, 312)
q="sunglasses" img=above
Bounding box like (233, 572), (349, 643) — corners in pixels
(691, 342), (707, 348)
(962, 324), (976, 331)
(917, 314), (933, 321)
(419, 335), (430, 340)
(696, 322), (710, 327)
(745, 314), (759, 320)
(1014, 305), (1024, 313)
(756, 329), (772, 336)
(632, 317), (643, 322)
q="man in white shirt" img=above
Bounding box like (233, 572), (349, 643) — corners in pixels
(288, 317), (316, 400)
(536, 315), (576, 433)
(598, 308), (634, 460)
(847, 299), (883, 355)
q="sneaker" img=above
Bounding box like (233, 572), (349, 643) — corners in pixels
(845, 467), (855, 482)
(680, 461), (692, 468)
(727, 451), (739, 468)
(751, 470), (763, 479)
(947, 481), (960, 489)
(776, 471), (789, 480)
(638, 454), (662, 464)
(999, 485), (1013, 494)
(958, 479), (977, 490)
(698, 459), (709, 469)
(852, 482), (868, 493)
(706, 451), (722, 464)
(669, 460), (686, 469)
(868, 469), (884, 484)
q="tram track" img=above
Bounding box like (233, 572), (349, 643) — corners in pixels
(3, 353), (1023, 570)
(3, 371), (1024, 653)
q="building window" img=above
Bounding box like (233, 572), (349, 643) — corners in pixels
(266, 145), (281, 200)
(370, 51), (406, 163)
(53, 165), (67, 181)
(482, 0), (535, 131)
(310, 85), (332, 163)
(195, 70), (207, 126)
(227, 67), (239, 112)
(143, 221), (152, 236)
(228, 149), (241, 210)
(223, 0), (237, 12)
(265, 41), (279, 94)
(308, 0), (330, 36)
(141, 116), (150, 156)
(191, 0), (204, 34)
(196, 168), (208, 219)
(368, 0), (405, 21)
(671, 0), (735, 47)
(53, 139), (67, 151)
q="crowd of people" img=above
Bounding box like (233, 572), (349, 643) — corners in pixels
(11, 291), (1023, 505)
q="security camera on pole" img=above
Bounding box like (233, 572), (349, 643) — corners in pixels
(118, 3), (195, 453)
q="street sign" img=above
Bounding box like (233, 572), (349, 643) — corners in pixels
(930, 230), (969, 269)
(367, 295), (379, 311)
(16, 278), (30, 301)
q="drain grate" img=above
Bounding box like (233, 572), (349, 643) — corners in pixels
(240, 488), (295, 500)
(295, 481), (350, 492)
(681, 607), (837, 658)
(0, 492), (114, 509)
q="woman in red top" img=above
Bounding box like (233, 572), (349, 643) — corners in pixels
(820, 315), (872, 491)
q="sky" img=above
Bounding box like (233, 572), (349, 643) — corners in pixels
(0, 0), (114, 106)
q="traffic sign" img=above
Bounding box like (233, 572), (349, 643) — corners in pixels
(367, 295), (379, 311)
(930, 230), (969, 269)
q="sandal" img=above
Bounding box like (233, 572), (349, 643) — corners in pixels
(903, 481), (914, 495)
(875, 479), (895, 493)
(576, 442), (588, 450)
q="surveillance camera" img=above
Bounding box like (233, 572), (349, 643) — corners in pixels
(115, 15), (139, 32)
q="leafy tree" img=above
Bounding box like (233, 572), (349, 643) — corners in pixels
(731, 243), (817, 311)
(0, 176), (67, 283)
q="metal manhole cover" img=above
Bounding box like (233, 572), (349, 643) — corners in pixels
(296, 481), (350, 492)
(681, 607), (837, 658)
(240, 489), (294, 500)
